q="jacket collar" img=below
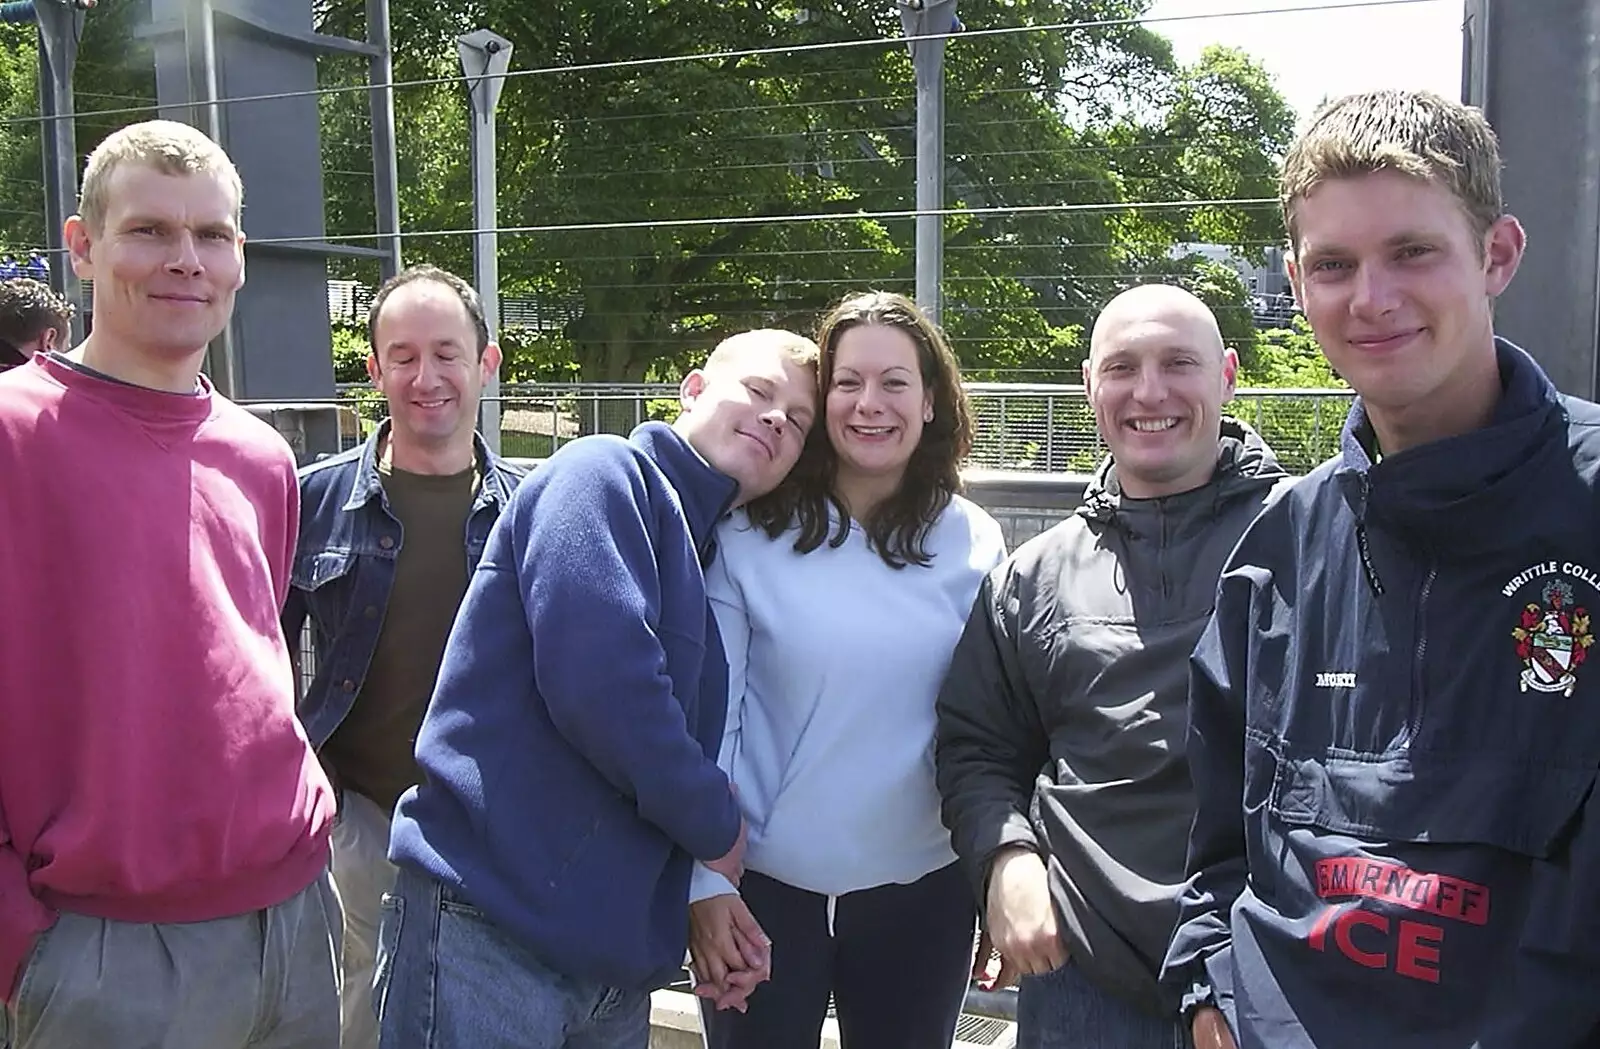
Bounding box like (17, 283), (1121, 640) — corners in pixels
(1337, 338), (1569, 552)
(630, 421), (740, 560)
(1078, 416), (1288, 526)
(342, 418), (517, 513)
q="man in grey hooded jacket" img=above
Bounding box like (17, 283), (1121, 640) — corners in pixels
(935, 283), (1294, 1047)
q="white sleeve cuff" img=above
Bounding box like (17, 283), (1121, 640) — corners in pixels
(689, 863), (739, 903)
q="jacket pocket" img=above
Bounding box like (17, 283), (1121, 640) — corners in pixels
(8, 919), (61, 1040)
(1269, 748), (1593, 859)
(292, 550), (357, 592)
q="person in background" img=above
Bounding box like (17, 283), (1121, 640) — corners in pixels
(0, 277), (73, 370)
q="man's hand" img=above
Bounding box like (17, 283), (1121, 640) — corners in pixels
(1191, 1006), (1237, 1049)
(704, 817), (748, 887)
(983, 846), (1066, 987)
(688, 893), (771, 1012)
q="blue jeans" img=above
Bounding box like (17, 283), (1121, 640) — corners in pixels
(374, 866), (649, 1049)
(1016, 963), (1188, 1049)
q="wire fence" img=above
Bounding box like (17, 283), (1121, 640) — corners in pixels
(0, 0), (1457, 386)
(326, 381), (1353, 476)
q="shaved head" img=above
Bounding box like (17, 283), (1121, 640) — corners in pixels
(1089, 284), (1225, 365)
(1082, 283), (1239, 500)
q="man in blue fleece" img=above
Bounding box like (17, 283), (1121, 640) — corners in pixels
(375, 329), (819, 1049)
(1162, 89), (1600, 1048)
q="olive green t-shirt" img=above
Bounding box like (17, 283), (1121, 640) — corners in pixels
(321, 461), (477, 814)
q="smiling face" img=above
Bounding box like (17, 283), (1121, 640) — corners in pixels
(65, 163), (245, 364)
(825, 322), (931, 490)
(674, 331), (818, 507)
(367, 277), (501, 462)
(1288, 170), (1524, 445)
(1084, 285), (1238, 499)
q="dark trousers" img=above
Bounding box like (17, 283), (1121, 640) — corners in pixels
(702, 862), (975, 1049)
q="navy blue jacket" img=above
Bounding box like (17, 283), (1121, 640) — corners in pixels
(390, 422), (743, 991)
(1163, 341), (1600, 1047)
(282, 421), (524, 749)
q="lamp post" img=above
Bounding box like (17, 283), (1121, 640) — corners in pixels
(458, 28), (513, 453)
(896, 0), (957, 325)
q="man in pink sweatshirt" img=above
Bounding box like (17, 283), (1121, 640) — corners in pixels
(0, 120), (339, 1048)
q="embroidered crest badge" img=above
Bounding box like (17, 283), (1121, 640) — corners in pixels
(1513, 579), (1594, 695)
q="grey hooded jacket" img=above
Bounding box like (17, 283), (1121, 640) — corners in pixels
(935, 418), (1292, 1015)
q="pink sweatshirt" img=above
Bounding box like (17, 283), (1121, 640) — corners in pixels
(0, 355), (334, 1001)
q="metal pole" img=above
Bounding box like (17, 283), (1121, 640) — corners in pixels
(368, 0), (402, 279)
(898, 0), (956, 324)
(33, 0), (86, 345)
(174, 0), (237, 395)
(458, 29), (512, 454)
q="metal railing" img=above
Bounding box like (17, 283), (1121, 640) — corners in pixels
(327, 381), (1354, 476)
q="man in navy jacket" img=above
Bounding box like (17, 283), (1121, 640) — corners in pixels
(376, 329), (817, 1049)
(1162, 89), (1600, 1048)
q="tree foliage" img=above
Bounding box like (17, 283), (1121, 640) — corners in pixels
(1240, 314), (1344, 388)
(311, 0), (1297, 381)
(0, 0), (1302, 385)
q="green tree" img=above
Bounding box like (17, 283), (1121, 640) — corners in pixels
(0, 1), (1299, 389)
(1233, 315), (1349, 473)
(312, 0), (1297, 383)
(1241, 314), (1344, 388)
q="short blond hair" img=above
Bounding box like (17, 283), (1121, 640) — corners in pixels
(1281, 90), (1503, 250)
(705, 328), (820, 372)
(78, 120), (243, 233)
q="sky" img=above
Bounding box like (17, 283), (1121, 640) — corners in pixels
(1141, 0), (1464, 128)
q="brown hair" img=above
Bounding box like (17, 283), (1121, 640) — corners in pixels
(79, 120), (243, 234)
(1281, 90), (1503, 250)
(369, 264), (493, 360)
(746, 291), (973, 570)
(0, 278), (73, 361)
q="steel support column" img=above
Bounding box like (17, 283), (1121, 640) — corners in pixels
(33, 0), (87, 344)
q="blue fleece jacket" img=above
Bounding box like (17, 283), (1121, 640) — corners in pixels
(1163, 341), (1600, 1046)
(389, 422), (743, 992)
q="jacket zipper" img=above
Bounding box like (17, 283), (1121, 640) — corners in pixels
(1159, 501), (1172, 598)
(1355, 475), (1384, 596)
(1408, 561), (1437, 742)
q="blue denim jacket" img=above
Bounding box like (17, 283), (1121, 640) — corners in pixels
(282, 420), (526, 748)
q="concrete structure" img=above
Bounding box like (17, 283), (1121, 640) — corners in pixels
(138, 0), (400, 416)
(1464, 0), (1600, 397)
(646, 989), (1017, 1049)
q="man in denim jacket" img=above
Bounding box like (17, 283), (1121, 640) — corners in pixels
(282, 264), (523, 1049)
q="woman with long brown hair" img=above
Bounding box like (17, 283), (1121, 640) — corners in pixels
(689, 291), (1005, 1048)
